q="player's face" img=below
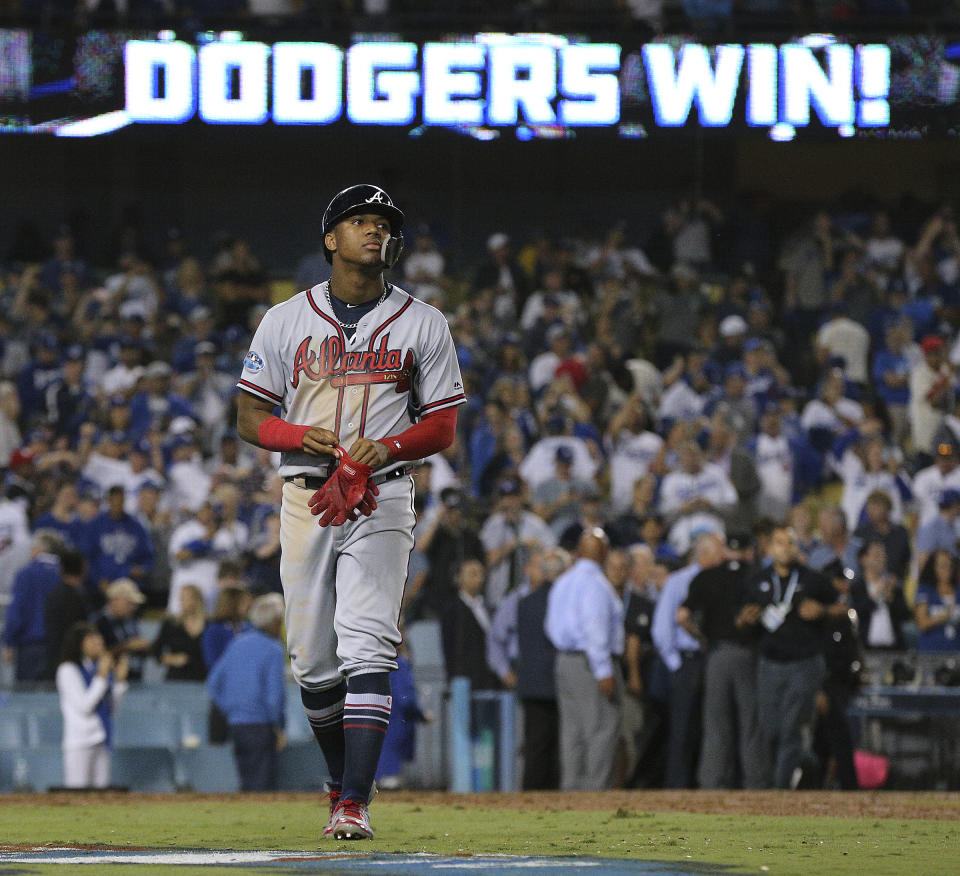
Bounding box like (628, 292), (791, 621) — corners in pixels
(81, 632), (105, 660)
(327, 213), (392, 266)
(458, 560), (486, 596)
(769, 528), (798, 568)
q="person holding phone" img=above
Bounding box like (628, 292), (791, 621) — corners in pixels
(56, 622), (129, 789)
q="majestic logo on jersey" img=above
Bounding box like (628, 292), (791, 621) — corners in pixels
(243, 351), (265, 373)
(364, 189), (388, 205)
(291, 335), (413, 391)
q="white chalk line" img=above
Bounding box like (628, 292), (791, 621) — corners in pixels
(0, 848), (605, 867)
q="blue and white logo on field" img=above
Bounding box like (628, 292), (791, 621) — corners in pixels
(0, 848), (709, 874)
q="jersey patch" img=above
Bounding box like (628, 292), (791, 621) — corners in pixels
(244, 351), (265, 373)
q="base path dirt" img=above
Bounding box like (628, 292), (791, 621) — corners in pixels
(3, 790), (959, 822)
(394, 790), (960, 821)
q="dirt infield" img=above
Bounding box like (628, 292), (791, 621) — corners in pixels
(5, 789), (959, 821)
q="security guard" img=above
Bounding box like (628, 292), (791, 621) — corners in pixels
(739, 525), (838, 789)
(679, 533), (767, 789)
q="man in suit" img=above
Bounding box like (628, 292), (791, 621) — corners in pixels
(440, 559), (501, 691)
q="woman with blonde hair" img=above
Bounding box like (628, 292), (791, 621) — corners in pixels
(152, 583), (208, 681)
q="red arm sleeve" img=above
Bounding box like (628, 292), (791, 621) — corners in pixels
(257, 416), (311, 452)
(380, 407), (458, 462)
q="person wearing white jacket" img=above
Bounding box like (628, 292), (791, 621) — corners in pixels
(55, 622), (129, 789)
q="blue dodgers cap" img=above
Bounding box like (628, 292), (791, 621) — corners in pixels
(64, 344), (85, 362)
(498, 479), (522, 497)
(725, 361), (748, 380)
(35, 331), (58, 350)
(555, 445), (574, 464)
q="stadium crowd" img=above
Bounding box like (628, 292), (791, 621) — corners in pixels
(3, 0), (955, 36)
(2, 186), (960, 791)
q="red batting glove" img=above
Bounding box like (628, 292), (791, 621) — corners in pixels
(307, 446), (374, 527)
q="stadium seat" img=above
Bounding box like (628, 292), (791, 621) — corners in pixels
(405, 620), (444, 668)
(111, 747), (177, 792)
(5, 690), (58, 715)
(277, 741), (326, 791)
(17, 746), (64, 792)
(173, 745), (240, 792)
(0, 712), (26, 749)
(284, 688), (313, 744)
(171, 706), (208, 743)
(113, 708), (182, 748)
(0, 750), (17, 790)
(151, 682), (209, 713)
(25, 710), (63, 747)
(140, 657), (167, 685)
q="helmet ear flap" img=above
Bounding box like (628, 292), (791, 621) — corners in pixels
(381, 234), (404, 268)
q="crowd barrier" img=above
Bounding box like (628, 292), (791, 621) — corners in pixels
(2, 626), (959, 792)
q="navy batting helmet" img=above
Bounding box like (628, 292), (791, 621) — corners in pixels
(321, 184), (405, 265)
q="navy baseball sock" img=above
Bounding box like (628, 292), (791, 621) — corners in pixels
(341, 672), (392, 804)
(301, 682), (347, 789)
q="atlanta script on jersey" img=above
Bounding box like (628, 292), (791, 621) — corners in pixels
(237, 282), (465, 478)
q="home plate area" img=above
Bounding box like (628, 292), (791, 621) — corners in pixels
(0, 847), (721, 874)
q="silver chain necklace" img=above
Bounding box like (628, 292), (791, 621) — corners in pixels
(325, 281), (388, 329)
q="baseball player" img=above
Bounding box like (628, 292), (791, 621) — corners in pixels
(236, 184), (464, 839)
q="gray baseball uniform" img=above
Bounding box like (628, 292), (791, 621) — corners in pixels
(238, 281), (465, 689)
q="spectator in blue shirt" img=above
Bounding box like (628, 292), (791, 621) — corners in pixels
(375, 635), (428, 790)
(202, 585), (253, 743)
(1, 529), (64, 681)
(41, 224), (91, 293)
(651, 531), (726, 789)
(32, 480), (86, 550)
(207, 593), (287, 791)
(16, 333), (62, 430)
(915, 550), (960, 653)
(45, 344), (96, 446)
(872, 319), (912, 448)
(915, 489), (960, 573)
(544, 529), (624, 791)
(85, 485), (155, 599)
(128, 361), (198, 441)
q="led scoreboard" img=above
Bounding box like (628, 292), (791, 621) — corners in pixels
(1, 29), (956, 139)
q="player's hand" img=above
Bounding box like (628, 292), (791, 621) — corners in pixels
(798, 598), (825, 621)
(815, 690), (830, 716)
(97, 653), (115, 678)
(737, 603), (762, 627)
(114, 654), (130, 683)
(309, 447), (374, 526)
(597, 676), (616, 699)
(346, 438), (390, 469)
(355, 480), (379, 518)
(275, 730), (287, 752)
(301, 427), (341, 457)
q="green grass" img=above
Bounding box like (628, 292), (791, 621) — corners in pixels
(0, 795), (957, 875)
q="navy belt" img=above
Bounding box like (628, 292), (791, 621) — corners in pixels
(285, 467), (412, 491)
